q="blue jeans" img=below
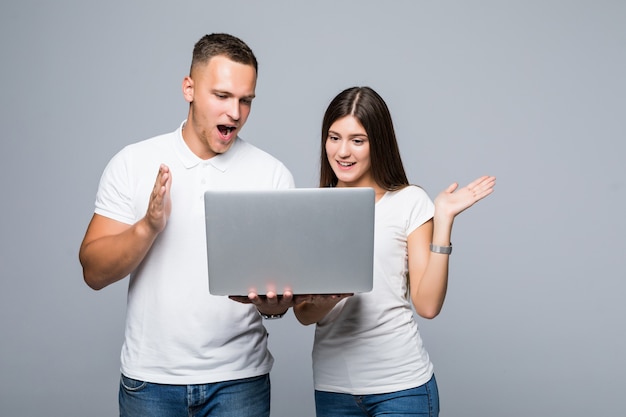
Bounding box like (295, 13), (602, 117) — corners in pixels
(119, 373), (270, 417)
(314, 374), (439, 417)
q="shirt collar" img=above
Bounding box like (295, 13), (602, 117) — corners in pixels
(174, 120), (241, 172)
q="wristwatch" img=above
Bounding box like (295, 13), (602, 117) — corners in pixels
(258, 310), (287, 320)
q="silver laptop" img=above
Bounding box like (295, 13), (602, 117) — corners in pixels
(204, 187), (375, 296)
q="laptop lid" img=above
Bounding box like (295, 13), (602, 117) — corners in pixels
(204, 187), (375, 296)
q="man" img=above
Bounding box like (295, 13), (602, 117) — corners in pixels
(79, 33), (295, 417)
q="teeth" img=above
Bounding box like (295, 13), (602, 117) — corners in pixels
(338, 161), (354, 167)
(219, 126), (236, 136)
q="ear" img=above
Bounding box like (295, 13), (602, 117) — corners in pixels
(182, 76), (194, 103)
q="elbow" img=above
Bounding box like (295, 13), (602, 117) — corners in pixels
(86, 282), (106, 291)
(414, 305), (443, 320)
(83, 271), (106, 291)
(80, 259), (111, 291)
(79, 252), (100, 290)
(82, 265), (126, 291)
(412, 292), (446, 320)
(419, 309), (440, 320)
(80, 258), (104, 290)
(79, 251), (112, 291)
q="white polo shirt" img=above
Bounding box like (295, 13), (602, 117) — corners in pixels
(94, 121), (294, 384)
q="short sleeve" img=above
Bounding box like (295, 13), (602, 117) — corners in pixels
(94, 146), (137, 225)
(404, 186), (435, 236)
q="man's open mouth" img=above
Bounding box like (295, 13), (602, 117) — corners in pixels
(218, 125), (236, 136)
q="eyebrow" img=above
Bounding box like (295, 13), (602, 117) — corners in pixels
(212, 89), (256, 100)
(328, 130), (368, 138)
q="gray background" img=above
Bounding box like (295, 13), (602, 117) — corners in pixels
(1, 0), (624, 416)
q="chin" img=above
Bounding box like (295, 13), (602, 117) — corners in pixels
(213, 142), (234, 154)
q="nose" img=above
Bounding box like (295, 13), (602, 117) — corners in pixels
(227, 99), (240, 122)
(337, 139), (350, 157)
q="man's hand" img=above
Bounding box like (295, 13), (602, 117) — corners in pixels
(79, 164), (173, 290)
(229, 291), (295, 316)
(145, 164), (172, 233)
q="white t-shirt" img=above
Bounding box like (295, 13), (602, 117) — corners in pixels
(94, 122), (294, 384)
(312, 185), (435, 395)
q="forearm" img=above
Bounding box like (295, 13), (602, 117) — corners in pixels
(411, 214), (453, 318)
(411, 255), (449, 319)
(79, 218), (158, 290)
(411, 175), (496, 318)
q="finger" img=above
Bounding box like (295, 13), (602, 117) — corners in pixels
(247, 292), (262, 306)
(281, 291), (294, 305)
(445, 182), (459, 194)
(161, 164), (172, 190)
(151, 167), (169, 203)
(157, 165), (167, 185)
(465, 176), (495, 199)
(265, 291), (278, 305)
(470, 175), (496, 192)
(479, 178), (495, 189)
(474, 186), (495, 201)
(229, 296), (253, 304)
(466, 175), (489, 190)
(473, 177), (496, 195)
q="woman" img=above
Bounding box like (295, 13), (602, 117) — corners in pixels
(294, 86), (496, 416)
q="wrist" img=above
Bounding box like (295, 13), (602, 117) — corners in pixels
(137, 216), (162, 239)
(433, 212), (454, 229)
(430, 242), (452, 255)
(258, 309), (288, 320)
